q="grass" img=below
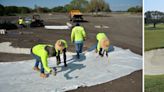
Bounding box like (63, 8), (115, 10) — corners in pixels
(145, 75), (164, 92)
(145, 24), (164, 92)
(145, 24), (164, 51)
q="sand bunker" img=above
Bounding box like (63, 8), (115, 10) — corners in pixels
(145, 49), (164, 75)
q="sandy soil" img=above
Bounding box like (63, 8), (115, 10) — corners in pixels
(0, 13), (142, 92)
(145, 49), (164, 75)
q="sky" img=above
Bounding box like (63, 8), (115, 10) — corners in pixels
(144, 0), (164, 12)
(0, 0), (142, 11)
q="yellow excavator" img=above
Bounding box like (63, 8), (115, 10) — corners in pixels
(69, 10), (83, 22)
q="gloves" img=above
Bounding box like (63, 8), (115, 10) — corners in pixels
(50, 68), (57, 76)
(83, 37), (86, 41)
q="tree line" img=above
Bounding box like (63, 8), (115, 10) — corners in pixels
(145, 11), (164, 28)
(127, 6), (142, 13)
(0, 0), (142, 16)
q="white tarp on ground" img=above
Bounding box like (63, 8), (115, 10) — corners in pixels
(145, 49), (164, 75)
(0, 44), (142, 92)
(45, 26), (70, 30)
(94, 25), (110, 29)
(0, 42), (30, 54)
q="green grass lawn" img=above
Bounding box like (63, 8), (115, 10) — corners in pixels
(145, 24), (164, 92)
(145, 75), (164, 92)
(145, 24), (164, 51)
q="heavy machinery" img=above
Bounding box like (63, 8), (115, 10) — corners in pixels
(30, 15), (44, 27)
(69, 10), (83, 22)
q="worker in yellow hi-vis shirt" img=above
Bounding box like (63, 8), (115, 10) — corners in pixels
(96, 33), (110, 57)
(31, 44), (57, 78)
(71, 23), (86, 59)
(55, 39), (68, 67)
(18, 17), (24, 29)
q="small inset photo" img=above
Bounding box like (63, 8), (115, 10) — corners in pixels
(145, 0), (164, 92)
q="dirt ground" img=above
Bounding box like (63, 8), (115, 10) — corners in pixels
(68, 70), (142, 92)
(0, 13), (142, 92)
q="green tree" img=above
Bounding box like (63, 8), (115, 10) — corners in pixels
(64, 4), (73, 12)
(4, 6), (19, 15)
(145, 11), (164, 28)
(87, 0), (111, 12)
(0, 4), (5, 16)
(127, 6), (142, 13)
(18, 7), (32, 14)
(52, 6), (66, 12)
(70, 0), (89, 12)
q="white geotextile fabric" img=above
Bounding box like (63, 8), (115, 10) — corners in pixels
(145, 49), (164, 75)
(0, 45), (142, 92)
(45, 26), (69, 29)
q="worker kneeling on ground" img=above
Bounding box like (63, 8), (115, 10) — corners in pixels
(71, 23), (86, 59)
(31, 44), (57, 78)
(96, 33), (110, 57)
(55, 39), (68, 67)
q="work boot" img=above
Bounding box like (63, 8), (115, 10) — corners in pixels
(40, 73), (47, 78)
(76, 53), (80, 59)
(33, 67), (40, 71)
(64, 63), (67, 67)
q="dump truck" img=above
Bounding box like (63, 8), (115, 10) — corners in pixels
(69, 10), (83, 22)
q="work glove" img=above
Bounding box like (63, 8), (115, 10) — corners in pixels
(83, 37), (86, 41)
(50, 68), (57, 76)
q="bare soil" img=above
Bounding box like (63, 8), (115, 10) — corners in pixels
(0, 13), (142, 92)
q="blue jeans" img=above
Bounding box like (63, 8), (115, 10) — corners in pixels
(31, 51), (44, 73)
(75, 41), (83, 58)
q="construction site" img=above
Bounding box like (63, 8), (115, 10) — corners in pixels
(0, 12), (142, 92)
(0, 0), (142, 92)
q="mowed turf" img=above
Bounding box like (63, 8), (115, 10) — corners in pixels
(145, 24), (164, 51)
(145, 24), (164, 92)
(145, 75), (164, 92)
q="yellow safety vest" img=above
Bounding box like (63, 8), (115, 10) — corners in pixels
(18, 19), (24, 24)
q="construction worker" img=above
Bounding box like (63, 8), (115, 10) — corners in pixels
(55, 39), (68, 67)
(71, 23), (86, 59)
(18, 17), (24, 29)
(31, 44), (57, 78)
(96, 33), (110, 57)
